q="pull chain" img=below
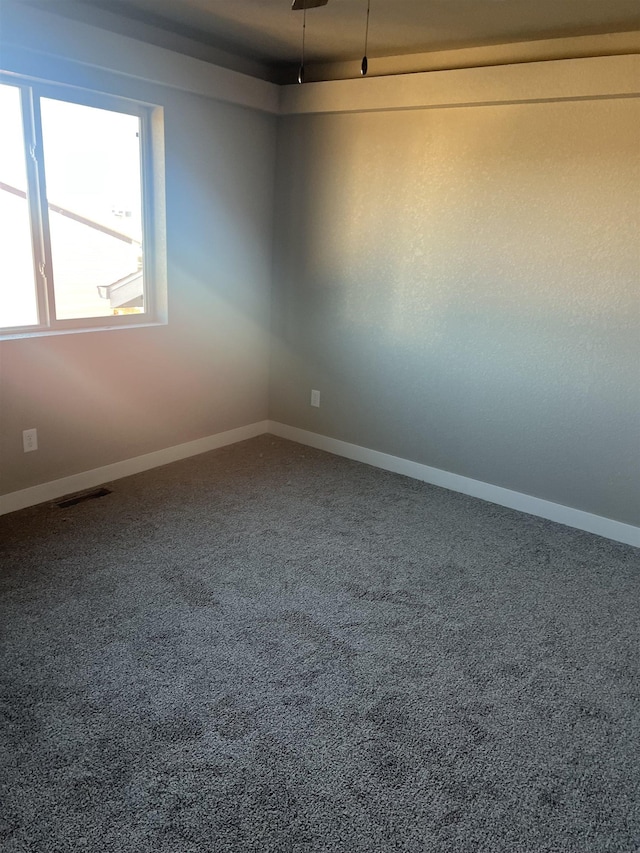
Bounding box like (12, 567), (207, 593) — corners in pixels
(361, 0), (371, 76)
(298, 4), (307, 84)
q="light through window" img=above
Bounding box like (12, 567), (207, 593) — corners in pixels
(0, 76), (162, 335)
(41, 98), (144, 320)
(0, 82), (39, 328)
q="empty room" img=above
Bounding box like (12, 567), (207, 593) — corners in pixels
(0, 0), (639, 850)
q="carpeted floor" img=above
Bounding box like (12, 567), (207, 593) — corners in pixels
(1, 435), (639, 852)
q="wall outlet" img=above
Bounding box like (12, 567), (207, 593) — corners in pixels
(23, 428), (38, 452)
(310, 389), (320, 408)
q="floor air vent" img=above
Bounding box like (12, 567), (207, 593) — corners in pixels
(56, 487), (112, 508)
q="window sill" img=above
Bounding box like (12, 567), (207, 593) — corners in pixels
(0, 319), (167, 342)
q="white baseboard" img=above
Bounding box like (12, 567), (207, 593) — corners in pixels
(0, 420), (269, 517)
(268, 421), (640, 549)
(3, 418), (637, 548)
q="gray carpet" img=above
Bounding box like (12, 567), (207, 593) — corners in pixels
(1, 435), (639, 852)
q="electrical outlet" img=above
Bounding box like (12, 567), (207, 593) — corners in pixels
(23, 428), (38, 453)
(311, 389), (320, 408)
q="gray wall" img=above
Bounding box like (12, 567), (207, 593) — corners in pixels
(0, 59), (276, 496)
(271, 99), (640, 525)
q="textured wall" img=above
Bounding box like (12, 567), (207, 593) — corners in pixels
(271, 97), (640, 525)
(0, 57), (276, 496)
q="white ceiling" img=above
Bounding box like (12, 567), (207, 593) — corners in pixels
(19, 0), (640, 80)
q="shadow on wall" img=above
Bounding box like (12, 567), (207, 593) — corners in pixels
(271, 98), (640, 524)
(164, 95), (275, 329)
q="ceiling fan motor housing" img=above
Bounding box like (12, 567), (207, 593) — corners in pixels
(292, 0), (329, 10)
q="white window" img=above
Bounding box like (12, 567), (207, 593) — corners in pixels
(0, 75), (166, 337)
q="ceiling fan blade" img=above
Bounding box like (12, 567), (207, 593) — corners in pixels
(292, 0), (329, 9)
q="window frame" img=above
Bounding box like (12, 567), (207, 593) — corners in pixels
(0, 72), (164, 338)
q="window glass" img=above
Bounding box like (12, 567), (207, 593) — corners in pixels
(0, 82), (39, 328)
(40, 97), (144, 320)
